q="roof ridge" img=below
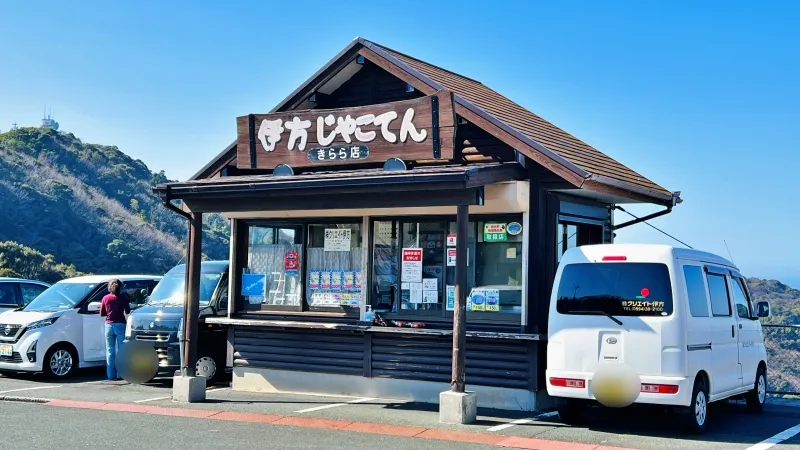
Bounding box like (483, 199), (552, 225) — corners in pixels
(369, 41), (483, 85)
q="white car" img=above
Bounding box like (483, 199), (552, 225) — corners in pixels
(0, 275), (161, 379)
(546, 244), (770, 434)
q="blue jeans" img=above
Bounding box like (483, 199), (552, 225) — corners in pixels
(104, 323), (126, 380)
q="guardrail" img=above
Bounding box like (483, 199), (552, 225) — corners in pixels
(762, 324), (800, 396)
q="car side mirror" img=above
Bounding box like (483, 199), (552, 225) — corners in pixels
(87, 302), (101, 313)
(755, 301), (770, 318)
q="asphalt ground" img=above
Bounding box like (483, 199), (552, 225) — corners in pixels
(2, 369), (800, 449)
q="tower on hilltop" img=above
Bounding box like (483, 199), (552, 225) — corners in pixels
(41, 107), (59, 131)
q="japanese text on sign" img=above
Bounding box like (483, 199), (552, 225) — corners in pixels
(258, 107), (428, 153)
(324, 228), (352, 252)
(401, 248), (423, 283)
(483, 223), (507, 242)
(621, 300), (666, 312)
(308, 145), (369, 163)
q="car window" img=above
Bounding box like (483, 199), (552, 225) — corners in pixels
(706, 273), (731, 317)
(730, 277), (752, 319)
(20, 284), (47, 306)
(683, 265), (709, 317)
(0, 283), (20, 307)
(121, 280), (156, 306)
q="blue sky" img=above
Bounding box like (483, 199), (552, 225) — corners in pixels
(1, 1), (798, 286)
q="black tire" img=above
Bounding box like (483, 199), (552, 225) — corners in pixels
(556, 399), (587, 425)
(195, 355), (218, 383)
(42, 345), (77, 380)
(681, 377), (709, 434)
(746, 366), (767, 413)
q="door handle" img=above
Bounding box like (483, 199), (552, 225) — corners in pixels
(731, 325), (735, 338)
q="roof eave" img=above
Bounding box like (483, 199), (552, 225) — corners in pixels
(581, 174), (680, 206)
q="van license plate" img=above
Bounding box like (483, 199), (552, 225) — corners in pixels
(0, 344), (12, 357)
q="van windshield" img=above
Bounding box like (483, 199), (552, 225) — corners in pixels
(556, 263), (673, 317)
(147, 272), (221, 306)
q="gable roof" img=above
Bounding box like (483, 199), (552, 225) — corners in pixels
(191, 37), (678, 206)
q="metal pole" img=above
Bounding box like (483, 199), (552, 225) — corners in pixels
(451, 204), (468, 393)
(182, 212), (202, 377)
(179, 219), (190, 376)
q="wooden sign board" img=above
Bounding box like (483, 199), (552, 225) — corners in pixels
(236, 90), (456, 170)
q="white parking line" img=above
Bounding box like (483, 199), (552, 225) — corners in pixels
(0, 385), (63, 395)
(745, 423), (800, 450)
(133, 396), (171, 403)
(294, 397), (375, 414)
(487, 411), (558, 432)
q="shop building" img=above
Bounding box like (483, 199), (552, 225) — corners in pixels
(156, 38), (680, 411)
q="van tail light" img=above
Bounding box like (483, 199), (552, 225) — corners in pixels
(550, 377), (586, 388)
(602, 256), (627, 261)
(641, 384), (679, 394)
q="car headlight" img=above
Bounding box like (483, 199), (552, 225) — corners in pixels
(125, 316), (133, 338)
(27, 317), (58, 330)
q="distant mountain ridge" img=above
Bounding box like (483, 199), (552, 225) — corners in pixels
(0, 127), (228, 276)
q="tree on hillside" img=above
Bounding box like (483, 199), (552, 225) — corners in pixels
(0, 241), (85, 283)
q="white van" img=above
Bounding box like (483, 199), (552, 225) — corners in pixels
(546, 244), (770, 433)
(0, 275), (161, 379)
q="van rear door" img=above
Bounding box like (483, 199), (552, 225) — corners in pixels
(549, 262), (676, 377)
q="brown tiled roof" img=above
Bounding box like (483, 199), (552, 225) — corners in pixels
(374, 44), (670, 197)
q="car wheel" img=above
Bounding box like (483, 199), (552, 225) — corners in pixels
(195, 355), (217, 383)
(43, 345), (77, 380)
(681, 377), (709, 434)
(556, 399), (588, 425)
(746, 366), (767, 413)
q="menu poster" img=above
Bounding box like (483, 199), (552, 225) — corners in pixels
(321, 272), (331, 289)
(485, 289), (500, 312)
(309, 272), (320, 290)
(354, 271), (362, 290)
(343, 271), (355, 290)
(446, 285), (455, 311)
(470, 289), (486, 311)
(331, 272), (342, 291)
(401, 248), (423, 282)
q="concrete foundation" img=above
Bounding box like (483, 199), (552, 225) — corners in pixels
(172, 375), (206, 403)
(232, 366), (547, 411)
(439, 390), (477, 424)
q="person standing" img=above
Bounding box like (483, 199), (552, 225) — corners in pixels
(100, 279), (130, 381)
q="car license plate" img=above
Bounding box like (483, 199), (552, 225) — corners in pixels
(0, 344), (12, 357)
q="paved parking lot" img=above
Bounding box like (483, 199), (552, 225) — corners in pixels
(2, 369), (800, 449)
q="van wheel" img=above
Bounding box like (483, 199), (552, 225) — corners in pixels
(43, 345), (77, 380)
(680, 377), (708, 434)
(195, 355), (217, 383)
(746, 366), (767, 413)
(556, 399), (587, 425)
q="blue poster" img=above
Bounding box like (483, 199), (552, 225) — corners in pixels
(241, 273), (266, 297)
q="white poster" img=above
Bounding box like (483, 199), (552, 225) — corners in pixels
(401, 248), (423, 282)
(422, 278), (438, 291)
(422, 290), (438, 303)
(409, 282), (423, 304)
(324, 228), (352, 251)
(446, 248), (456, 267)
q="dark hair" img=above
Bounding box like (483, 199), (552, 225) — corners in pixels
(108, 279), (123, 295)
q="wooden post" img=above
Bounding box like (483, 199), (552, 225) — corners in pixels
(451, 204), (468, 393)
(182, 212), (203, 377)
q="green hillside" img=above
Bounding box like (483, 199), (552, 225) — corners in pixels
(0, 127), (228, 277)
(747, 278), (800, 395)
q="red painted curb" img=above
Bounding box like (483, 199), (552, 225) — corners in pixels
(44, 400), (636, 450)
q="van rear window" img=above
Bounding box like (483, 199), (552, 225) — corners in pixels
(556, 263), (673, 317)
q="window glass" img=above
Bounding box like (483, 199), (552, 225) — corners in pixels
(706, 273), (731, 317)
(731, 277), (751, 319)
(682, 266), (709, 317)
(24, 282), (96, 312)
(556, 263), (673, 317)
(121, 280), (156, 307)
(0, 283), (20, 307)
(470, 221), (522, 314)
(400, 222), (446, 312)
(306, 224), (362, 309)
(372, 221), (399, 311)
(242, 225), (303, 309)
(20, 283), (47, 306)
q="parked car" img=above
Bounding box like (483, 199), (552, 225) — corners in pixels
(0, 278), (50, 314)
(125, 261), (229, 382)
(546, 244), (770, 434)
(0, 274), (161, 378)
